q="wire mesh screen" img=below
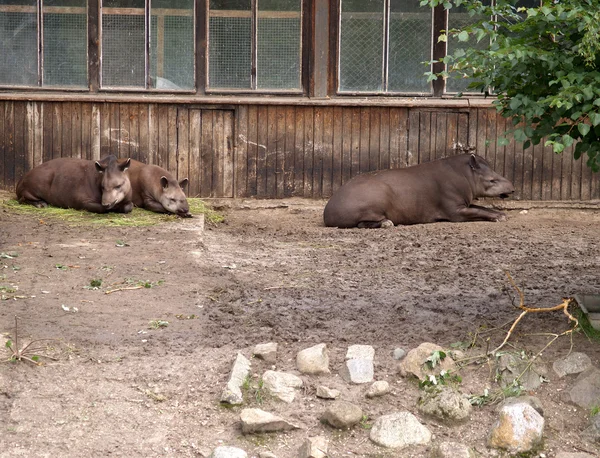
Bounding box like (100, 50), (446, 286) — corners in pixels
(388, 12), (431, 93)
(208, 16), (251, 89)
(0, 10), (38, 86)
(156, 15), (194, 89)
(257, 17), (301, 90)
(43, 11), (88, 87)
(102, 11), (146, 87)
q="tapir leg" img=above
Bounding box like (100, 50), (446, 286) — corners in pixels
(18, 191), (48, 208)
(357, 219), (394, 229)
(455, 205), (507, 222)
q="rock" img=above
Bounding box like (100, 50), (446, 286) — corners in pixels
(340, 345), (375, 384)
(553, 352), (592, 378)
(366, 381), (390, 398)
(393, 348), (406, 360)
(369, 411), (432, 449)
(316, 386), (340, 400)
(262, 370), (303, 403)
(449, 349), (466, 361)
(417, 385), (472, 423)
(554, 453), (597, 458)
(398, 343), (456, 381)
(496, 352), (548, 391)
(298, 436), (328, 458)
(296, 344), (330, 375)
(220, 353), (251, 405)
(431, 441), (477, 458)
(253, 342), (278, 364)
(488, 402), (544, 454)
(565, 368), (600, 409)
(321, 400), (363, 429)
(581, 413), (600, 443)
(500, 396), (544, 417)
(240, 408), (301, 434)
(210, 446), (248, 458)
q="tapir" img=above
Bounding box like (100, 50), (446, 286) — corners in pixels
(126, 160), (191, 217)
(323, 153), (514, 228)
(16, 155), (133, 213)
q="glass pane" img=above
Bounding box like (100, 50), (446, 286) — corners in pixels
(339, 0), (384, 92)
(257, 0), (301, 90)
(43, 0), (88, 87)
(0, 0), (38, 86)
(388, 0), (431, 93)
(150, 0), (194, 90)
(208, 0), (251, 89)
(446, 2), (489, 93)
(101, 0), (145, 87)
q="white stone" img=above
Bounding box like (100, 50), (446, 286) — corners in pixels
(240, 408), (300, 434)
(262, 370), (303, 403)
(220, 353), (251, 405)
(253, 342), (278, 363)
(346, 344), (375, 360)
(370, 411), (432, 448)
(316, 386), (340, 399)
(296, 343), (330, 375)
(366, 380), (390, 398)
(210, 446), (248, 458)
(298, 436), (328, 458)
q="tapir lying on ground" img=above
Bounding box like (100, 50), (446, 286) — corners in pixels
(323, 153), (514, 228)
(16, 155), (133, 213)
(126, 160), (191, 217)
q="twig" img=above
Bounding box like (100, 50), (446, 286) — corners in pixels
(105, 286), (144, 294)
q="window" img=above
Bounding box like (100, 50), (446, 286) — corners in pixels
(101, 0), (195, 90)
(0, 0), (88, 88)
(338, 0), (432, 94)
(208, 0), (302, 91)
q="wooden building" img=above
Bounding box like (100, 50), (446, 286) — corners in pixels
(0, 0), (597, 201)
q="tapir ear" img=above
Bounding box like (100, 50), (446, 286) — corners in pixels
(160, 176), (169, 189)
(179, 178), (189, 190)
(119, 158), (131, 172)
(95, 161), (105, 173)
(469, 153), (479, 170)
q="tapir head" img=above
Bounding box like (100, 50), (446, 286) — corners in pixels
(469, 154), (515, 198)
(95, 156), (132, 209)
(159, 176), (191, 217)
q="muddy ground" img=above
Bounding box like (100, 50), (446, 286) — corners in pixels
(0, 192), (599, 457)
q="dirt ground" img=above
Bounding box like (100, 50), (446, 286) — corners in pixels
(1, 191), (600, 458)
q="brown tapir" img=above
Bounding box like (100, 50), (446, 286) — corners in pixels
(16, 155), (133, 213)
(126, 160), (191, 217)
(323, 153), (514, 228)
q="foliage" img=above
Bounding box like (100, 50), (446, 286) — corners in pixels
(422, 0), (600, 171)
(419, 369), (462, 388)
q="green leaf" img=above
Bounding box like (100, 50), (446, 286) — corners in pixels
(5, 340), (12, 348)
(523, 140), (531, 150)
(553, 142), (565, 154)
(438, 34), (447, 43)
(578, 123), (591, 136)
(590, 113), (600, 126)
(562, 134), (574, 147)
(514, 128), (527, 142)
(458, 31), (469, 42)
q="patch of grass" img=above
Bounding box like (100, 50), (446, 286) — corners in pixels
(590, 405), (600, 417)
(359, 414), (372, 430)
(573, 307), (600, 342)
(148, 320), (169, 329)
(1, 198), (224, 227)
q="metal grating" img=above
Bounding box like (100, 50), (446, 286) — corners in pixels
(257, 17), (301, 90)
(160, 16), (194, 89)
(387, 13), (431, 93)
(208, 16), (251, 89)
(43, 13), (88, 87)
(0, 12), (38, 86)
(102, 13), (145, 87)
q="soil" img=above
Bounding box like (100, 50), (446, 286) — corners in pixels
(0, 191), (599, 458)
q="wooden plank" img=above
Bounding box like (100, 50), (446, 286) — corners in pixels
(359, 108), (370, 173)
(167, 106), (178, 172)
(53, 103), (63, 159)
(100, 103), (110, 158)
(531, 141), (543, 200)
(350, 107), (361, 176)
(581, 153), (592, 200)
(494, 113), (504, 176)
(522, 135), (534, 200)
(485, 108), (497, 167)
(177, 107), (190, 193)
(379, 107), (390, 169)
(457, 113), (469, 148)
(26, 102), (34, 173)
(42, 102), (53, 163)
(341, 107), (353, 183)
(502, 117), (515, 187)
(189, 109), (202, 197)
(303, 107), (314, 197)
(332, 106), (343, 192)
(560, 146), (572, 200)
(33, 102), (43, 166)
(137, 104), (149, 164)
(0, 102), (4, 185)
(13, 102), (26, 188)
(128, 104), (140, 161)
(467, 108), (478, 151)
(551, 147), (562, 200)
(91, 104), (101, 161)
(293, 106), (304, 196)
(542, 135), (554, 200)
(368, 107), (380, 171)
(571, 149), (582, 200)
(157, 104), (169, 169)
(394, 108), (409, 168)
(475, 109), (488, 161)
(257, 105), (269, 198)
(81, 103), (92, 160)
(284, 106), (296, 197)
(223, 110), (234, 197)
(60, 102), (73, 158)
(71, 102), (82, 159)
(312, 107), (324, 198)
(200, 109), (214, 197)
(118, 104), (130, 159)
(148, 104), (158, 164)
(407, 110), (420, 166)
(418, 112), (431, 164)
(433, 111), (445, 160)
(592, 155), (600, 200)
(109, 103), (120, 157)
(321, 107), (334, 197)
(235, 106), (249, 197)
(247, 106), (259, 197)
(276, 106), (286, 198)
(213, 110), (225, 197)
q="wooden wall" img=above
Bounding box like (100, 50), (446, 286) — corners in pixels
(0, 100), (598, 200)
